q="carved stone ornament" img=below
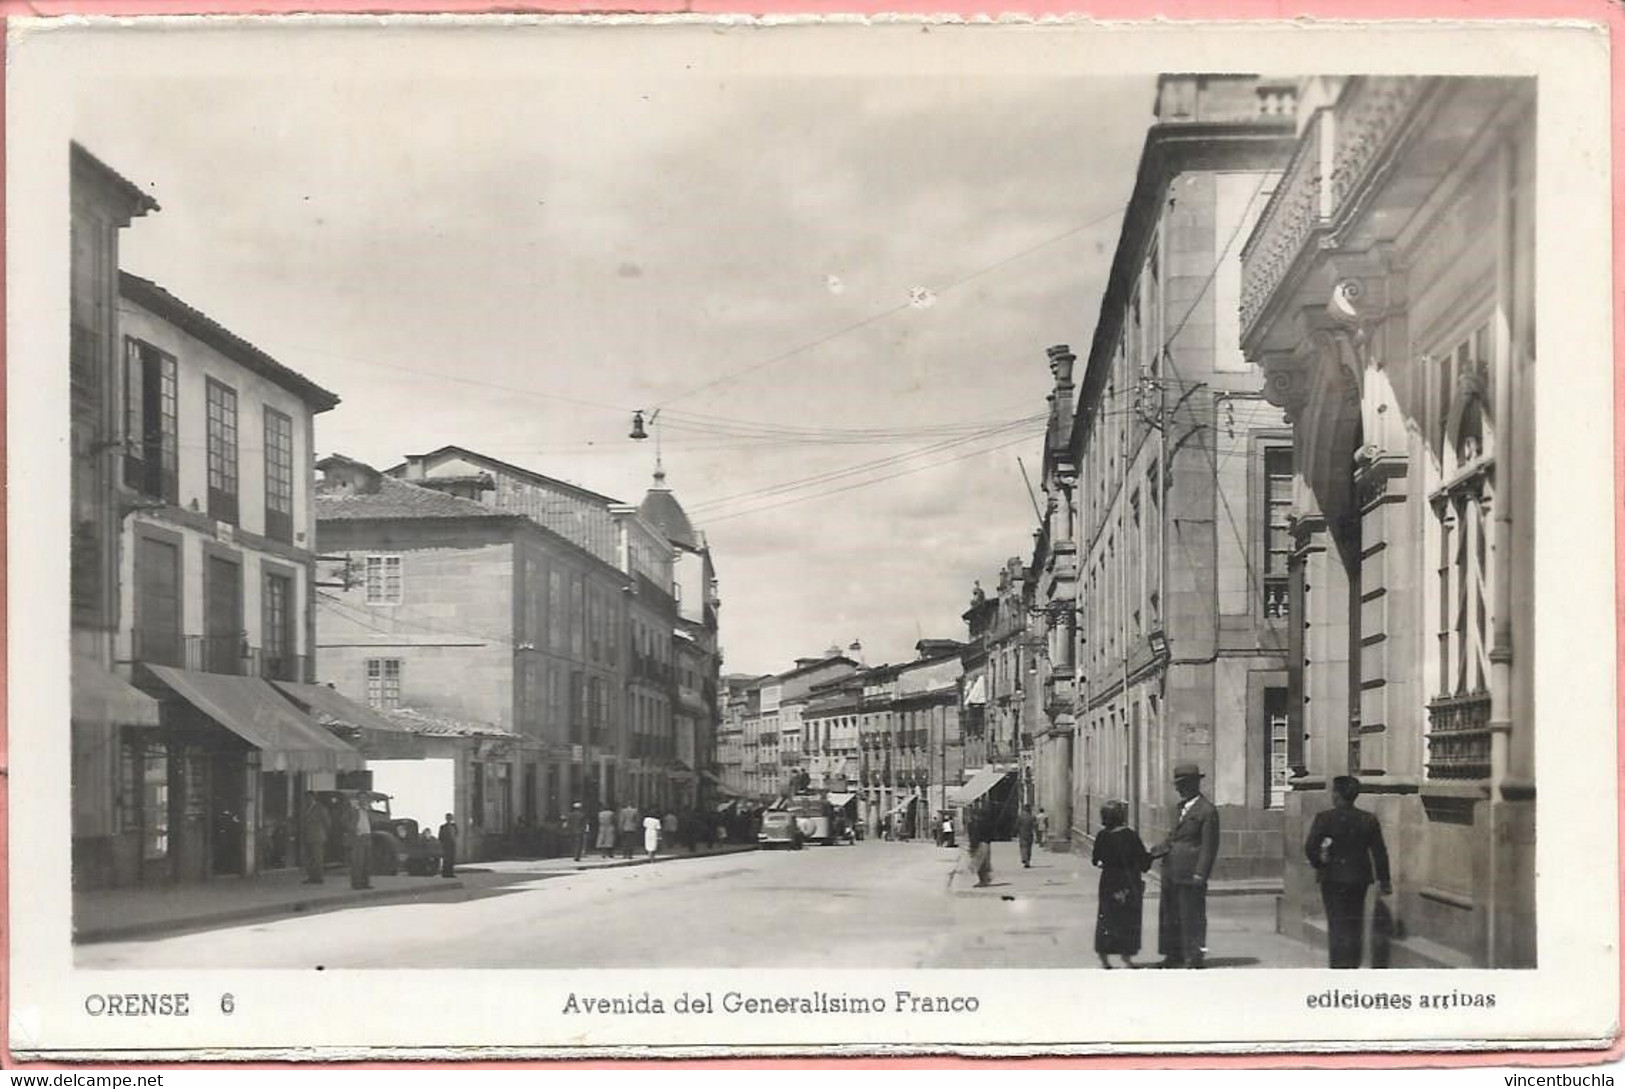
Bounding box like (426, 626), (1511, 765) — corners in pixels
(1261, 351), (1309, 422)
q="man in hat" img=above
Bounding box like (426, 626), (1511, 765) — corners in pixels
(1149, 763), (1219, 968)
(1305, 775), (1392, 968)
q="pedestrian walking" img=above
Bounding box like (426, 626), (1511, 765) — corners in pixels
(940, 812), (956, 849)
(618, 800), (639, 859)
(565, 803), (588, 861)
(438, 813), (458, 878)
(596, 805), (617, 858)
(643, 812), (662, 860)
(348, 798), (373, 890)
(967, 801), (995, 887)
(1036, 807), (1050, 847)
(1148, 764), (1218, 969)
(300, 792), (330, 885)
(662, 810), (678, 849)
(1091, 800), (1151, 969)
(1305, 775), (1393, 969)
(1016, 804), (1037, 868)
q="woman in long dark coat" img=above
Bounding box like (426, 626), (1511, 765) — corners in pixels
(1092, 799), (1151, 968)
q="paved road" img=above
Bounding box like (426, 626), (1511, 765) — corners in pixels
(79, 840), (1315, 970)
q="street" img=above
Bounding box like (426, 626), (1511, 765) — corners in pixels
(79, 840), (1318, 970)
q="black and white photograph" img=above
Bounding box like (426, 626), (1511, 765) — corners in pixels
(7, 14), (1618, 1059)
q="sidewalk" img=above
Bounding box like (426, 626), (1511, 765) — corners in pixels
(939, 840), (1322, 969)
(74, 867), (466, 944)
(463, 841), (757, 877)
(74, 842), (757, 944)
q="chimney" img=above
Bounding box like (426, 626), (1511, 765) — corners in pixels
(401, 454), (427, 481)
(848, 640), (865, 666)
(1046, 344), (1077, 453)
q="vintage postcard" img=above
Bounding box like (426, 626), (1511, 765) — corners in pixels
(5, 11), (1618, 1061)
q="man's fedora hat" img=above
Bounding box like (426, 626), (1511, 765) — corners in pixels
(1172, 763), (1205, 781)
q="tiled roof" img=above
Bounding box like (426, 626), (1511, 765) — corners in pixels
(383, 707), (521, 739)
(120, 272), (340, 411)
(394, 446), (622, 506)
(316, 475), (515, 522)
(72, 142), (160, 215)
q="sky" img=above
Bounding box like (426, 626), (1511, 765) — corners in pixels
(62, 22), (1153, 677)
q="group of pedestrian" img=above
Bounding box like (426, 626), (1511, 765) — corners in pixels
(561, 801), (703, 862)
(298, 793), (458, 891)
(1087, 766), (1390, 970)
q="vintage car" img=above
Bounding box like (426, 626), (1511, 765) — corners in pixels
(314, 790), (439, 876)
(390, 818), (443, 876)
(757, 809), (805, 849)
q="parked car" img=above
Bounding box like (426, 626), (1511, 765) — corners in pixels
(313, 789), (430, 876)
(391, 818), (443, 876)
(758, 809), (804, 849)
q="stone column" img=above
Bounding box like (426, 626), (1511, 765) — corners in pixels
(1296, 510), (1353, 786)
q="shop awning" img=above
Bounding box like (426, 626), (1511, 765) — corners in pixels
(273, 681), (426, 759)
(145, 665), (362, 773)
(826, 792), (856, 808)
(947, 767), (1011, 806)
(72, 657), (160, 726)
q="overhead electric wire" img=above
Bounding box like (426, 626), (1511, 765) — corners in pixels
(688, 414), (1046, 515)
(701, 426), (1045, 526)
(651, 202), (1130, 411)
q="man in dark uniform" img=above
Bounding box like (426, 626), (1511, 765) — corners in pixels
(438, 813), (458, 878)
(1305, 775), (1393, 968)
(299, 792), (330, 884)
(1149, 764), (1219, 968)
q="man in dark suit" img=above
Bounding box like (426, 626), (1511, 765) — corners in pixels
(1149, 764), (1219, 968)
(1305, 775), (1392, 968)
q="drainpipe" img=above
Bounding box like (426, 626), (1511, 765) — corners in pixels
(1484, 132), (1519, 968)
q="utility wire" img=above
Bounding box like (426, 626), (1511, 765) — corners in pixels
(652, 202), (1129, 411)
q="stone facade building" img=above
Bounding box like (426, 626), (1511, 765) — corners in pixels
(1240, 77), (1537, 966)
(1031, 75), (1298, 880)
(314, 455), (632, 858)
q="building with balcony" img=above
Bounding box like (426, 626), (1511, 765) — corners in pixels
(891, 643), (966, 838)
(386, 446), (708, 814)
(856, 664), (903, 836)
(640, 462), (723, 807)
(959, 560), (1034, 826)
(1239, 77), (1536, 966)
(70, 144), (164, 891)
(99, 267), (359, 889)
(1032, 75), (1297, 879)
(314, 455), (631, 860)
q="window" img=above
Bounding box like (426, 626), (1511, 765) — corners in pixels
(365, 658), (402, 709)
(1263, 446), (1293, 619)
(123, 339), (178, 503)
(205, 378), (239, 524)
(1265, 687), (1290, 808)
(1426, 322), (1496, 781)
(364, 555), (402, 605)
(263, 407), (295, 542)
(262, 571), (295, 681)
(548, 569), (565, 651)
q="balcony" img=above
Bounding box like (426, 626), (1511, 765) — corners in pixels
(133, 632), (313, 681)
(1240, 77), (1430, 337)
(1425, 690), (1491, 781)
